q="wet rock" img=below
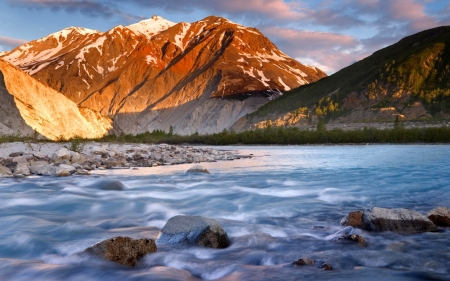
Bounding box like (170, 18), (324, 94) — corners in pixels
(293, 258), (316, 265)
(157, 215), (230, 248)
(9, 152), (23, 157)
(335, 234), (365, 243)
(342, 210), (363, 228)
(0, 165), (13, 177)
(293, 258), (333, 270)
(341, 207), (437, 233)
(56, 164), (76, 176)
(186, 165), (210, 174)
(427, 206), (450, 227)
(85, 236), (157, 266)
(90, 179), (126, 191)
(14, 163), (30, 176)
(36, 165), (57, 176)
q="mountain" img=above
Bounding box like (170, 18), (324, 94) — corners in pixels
(235, 26), (450, 130)
(0, 59), (112, 140)
(1, 15), (326, 135)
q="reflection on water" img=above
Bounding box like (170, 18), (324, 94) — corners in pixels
(0, 145), (450, 280)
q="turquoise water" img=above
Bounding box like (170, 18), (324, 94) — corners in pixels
(0, 145), (449, 280)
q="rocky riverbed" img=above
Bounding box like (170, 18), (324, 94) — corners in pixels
(0, 142), (246, 178)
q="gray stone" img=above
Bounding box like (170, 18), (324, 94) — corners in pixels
(427, 206), (450, 227)
(56, 164), (76, 176)
(186, 165), (210, 174)
(12, 156), (28, 164)
(29, 161), (50, 174)
(9, 152), (23, 157)
(104, 156), (127, 169)
(157, 215), (230, 248)
(71, 153), (87, 164)
(14, 163), (30, 176)
(341, 207), (438, 233)
(36, 165), (57, 176)
(0, 165), (13, 177)
(51, 147), (71, 162)
(85, 236), (157, 266)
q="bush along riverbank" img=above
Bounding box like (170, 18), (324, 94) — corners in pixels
(2, 125), (450, 146)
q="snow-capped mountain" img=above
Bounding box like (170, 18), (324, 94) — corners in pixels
(1, 15), (326, 135)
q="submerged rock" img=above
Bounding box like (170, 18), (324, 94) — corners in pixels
(186, 165), (210, 174)
(85, 236), (157, 266)
(427, 206), (450, 227)
(157, 215), (230, 248)
(293, 258), (333, 270)
(341, 207), (437, 233)
(90, 179), (126, 191)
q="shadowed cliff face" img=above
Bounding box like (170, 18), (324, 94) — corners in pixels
(0, 59), (112, 140)
(1, 16), (326, 135)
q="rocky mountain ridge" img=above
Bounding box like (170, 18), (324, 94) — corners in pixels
(0, 59), (112, 140)
(1, 15), (326, 135)
(236, 26), (450, 130)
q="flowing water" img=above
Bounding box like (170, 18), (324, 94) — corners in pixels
(0, 145), (449, 281)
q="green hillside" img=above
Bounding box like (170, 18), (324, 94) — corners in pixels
(251, 26), (450, 121)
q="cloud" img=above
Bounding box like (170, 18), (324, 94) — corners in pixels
(8, 0), (143, 23)
(0, 36), (27, 51)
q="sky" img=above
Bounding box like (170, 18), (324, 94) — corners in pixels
(0, 0), (449, 74)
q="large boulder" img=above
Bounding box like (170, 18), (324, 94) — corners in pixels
(157, 215), (230, 248)
(186, 165), (210, 174)
(12, 156), (28, 164)
(13, 163), (30, 176)
(0, 165), (12, 177)
(104, 156), (127, 169)
(427, 206), (450, 227)
(85, 236), (157, 266)
(89, 179), (126, 191)
(55, 164), (76, 177)
(341, 207), (437, 233)
(71, 153), (88, 164)
(51, 147), (71, 163)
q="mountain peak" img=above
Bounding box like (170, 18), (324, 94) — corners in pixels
(127, 15), (176, 38)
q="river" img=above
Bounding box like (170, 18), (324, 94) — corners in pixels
(0, 145), (449, 280)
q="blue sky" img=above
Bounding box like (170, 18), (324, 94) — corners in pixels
(0, 0), (449, 73)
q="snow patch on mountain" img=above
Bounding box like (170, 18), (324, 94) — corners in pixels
(127, 15), (176, 38)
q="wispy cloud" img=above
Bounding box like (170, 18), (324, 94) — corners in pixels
(0, 35), (27, 51)
(8, 0), (144, 23)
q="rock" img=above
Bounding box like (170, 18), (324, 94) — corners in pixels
(14, 163), (30, 176)
(0, 165), (13, 177)
(12, 156), (28, 164)
(36, 165), (57, 176)
(85, 236), (157, 266)
(9, 152), (23, 157)
(157, 215), (230, 248)
(293, 258), (333, 270)
(186, 165), (210, 174)
(341, 207), (438, 233)
(342, 210), (363, 228)
(335, 234), (365, 243)
(293, 258), (316, 265)
(56, 164), (76, 174)
(71, 153), (87, 164)
(427, 206), (450, 227)
(51, 147), (71, 163)
(104, 156), (127, 169)
(90, 179), (126, 191)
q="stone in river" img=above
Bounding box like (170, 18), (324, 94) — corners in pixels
(186, 165), (210, 174)
(90, 179), (126, 191)
(427, 206), (450, 227)
(13, 163), (30, 176)
(157, 215), (230, 248)
(85, 236), (157, 266)
(341, 207), (437, 233)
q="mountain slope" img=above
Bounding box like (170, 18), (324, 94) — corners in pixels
(0, 59), (112, 140)
(1, 16), (326, 135)
(237, 26), (450, 130)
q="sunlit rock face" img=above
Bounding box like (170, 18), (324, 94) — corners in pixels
(1, 16), (326, 135)
(0, 59), (112, 140)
